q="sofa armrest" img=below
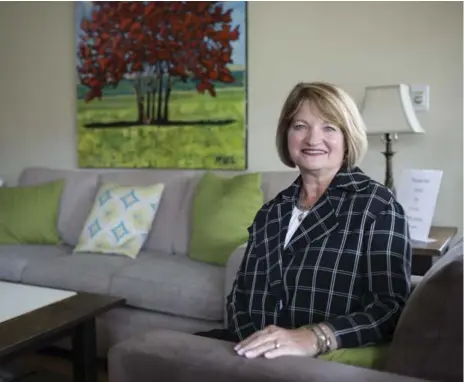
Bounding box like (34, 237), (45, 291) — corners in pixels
(223, 243), (247, 327)
(108, 329), (429, 382)
(411, 275), (423, 287)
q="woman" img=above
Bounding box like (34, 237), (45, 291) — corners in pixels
(197, 82), (412, 360)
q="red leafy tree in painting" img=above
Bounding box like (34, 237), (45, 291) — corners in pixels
(77, 1), (240, 125)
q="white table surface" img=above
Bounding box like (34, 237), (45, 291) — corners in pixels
(0, 281), (76, 324)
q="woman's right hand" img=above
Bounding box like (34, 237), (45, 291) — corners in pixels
(234, 325), (319, 359)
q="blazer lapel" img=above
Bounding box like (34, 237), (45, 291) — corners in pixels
(285, 191), (340, 253)
(263, 192), (295, 302)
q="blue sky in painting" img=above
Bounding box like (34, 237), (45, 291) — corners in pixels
(74, 1), (246, 67)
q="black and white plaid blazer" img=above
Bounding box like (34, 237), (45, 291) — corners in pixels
(226, 166), (412, 349)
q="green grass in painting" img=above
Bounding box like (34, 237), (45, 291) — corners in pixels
(77, 87), (246, 169)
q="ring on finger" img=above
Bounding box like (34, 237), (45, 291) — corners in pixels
(274, 340), (280, 349)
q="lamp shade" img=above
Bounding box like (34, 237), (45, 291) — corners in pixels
(361, 84), (425, 135)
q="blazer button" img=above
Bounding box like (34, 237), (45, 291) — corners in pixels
(279, 300), (283, 311)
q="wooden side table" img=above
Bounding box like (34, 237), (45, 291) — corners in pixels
(411, 226), (458, 276)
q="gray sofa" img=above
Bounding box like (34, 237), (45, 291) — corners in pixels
(109, 237), (462, 382)
(3, 166), (462, 381)
(0, 166), (298, 355)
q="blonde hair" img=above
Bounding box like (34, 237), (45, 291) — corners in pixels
(276, 82), (368, 169)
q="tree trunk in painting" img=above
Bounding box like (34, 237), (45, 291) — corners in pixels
(145, 79), (151, 123)
(156, 63), (164, 123)
(163, 74), (172, 123)
(134, 77), (144, 125)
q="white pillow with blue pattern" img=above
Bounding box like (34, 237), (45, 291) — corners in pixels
(74, 182), (164, 259)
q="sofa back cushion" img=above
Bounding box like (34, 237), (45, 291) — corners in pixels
(382, 237), (463, 382)
(18, 167), (100, 246)
(260, 171), (299, 203)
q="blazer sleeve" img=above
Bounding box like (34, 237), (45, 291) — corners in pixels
(226, 227), (258, 341)
(323, 200), (412, 348)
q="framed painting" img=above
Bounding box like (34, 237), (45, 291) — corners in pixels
(75, 1), (247, 170)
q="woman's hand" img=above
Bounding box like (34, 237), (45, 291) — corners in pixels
(234, 325), (318, 359)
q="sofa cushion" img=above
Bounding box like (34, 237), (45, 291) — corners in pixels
(319, 344), (390, 370)
(99, 170), (190, 255)
(173, 170), (298, 257)
(0, 180), (65, 244)
(18, 167), (100, 247)
(0, 245), (70, 282)
(382, 238), (463, 382)
(74, 182), (164, 259)
(21, 251), (134, 295)
(188, 172), (263, 266)
(109, 253), (225, 322)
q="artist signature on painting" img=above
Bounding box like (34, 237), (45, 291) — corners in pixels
(215, 155), (236, 165)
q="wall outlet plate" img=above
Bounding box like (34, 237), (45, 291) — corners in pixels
(410, 84), (430, 112)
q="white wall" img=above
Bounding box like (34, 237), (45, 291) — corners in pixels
(0, 1), (462, 233)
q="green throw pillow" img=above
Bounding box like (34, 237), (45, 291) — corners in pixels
(0, 179), (65, 244)
(188, 172), (264, 266)
(319, 343), (390, 369)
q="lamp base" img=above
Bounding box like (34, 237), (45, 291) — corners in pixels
(381, 133), (397, 195)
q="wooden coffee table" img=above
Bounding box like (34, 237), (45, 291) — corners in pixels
(0, 281), (124, 382)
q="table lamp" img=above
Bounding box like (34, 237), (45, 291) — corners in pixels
(360, 84), (425, 194)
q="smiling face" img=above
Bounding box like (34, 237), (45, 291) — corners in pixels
(287, 100), (345, 175)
